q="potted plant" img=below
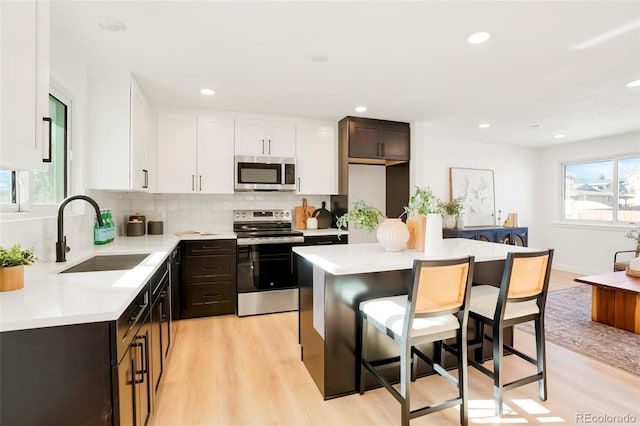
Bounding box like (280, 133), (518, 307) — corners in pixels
(0, 245), (38, 292)
(403, 186), (442, 250)
(336, 200), (385, 237)
(440, 198), (464, 229)
(626, 227), (640, 255)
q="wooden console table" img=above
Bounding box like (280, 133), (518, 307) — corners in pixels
(575, 271), (640, 334)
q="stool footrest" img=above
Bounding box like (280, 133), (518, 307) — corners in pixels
(410, 397), (463, 420)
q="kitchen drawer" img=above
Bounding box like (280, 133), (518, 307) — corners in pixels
(181, 282), (236, 317)
(181, 255), (236, 284)
(183, 240), (236, 256)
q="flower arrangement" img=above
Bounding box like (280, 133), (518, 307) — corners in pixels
(336, 200), (385, 236)
(626, 227), (640, 245)
(403, 186), (441, 217)
(439, 198), (464, 216)
(0, 245), (39, 268)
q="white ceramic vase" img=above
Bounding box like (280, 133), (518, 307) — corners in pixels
(424, 213), (444, 255)
(376, 218), (410, 252)
(444, 214), (456, 229)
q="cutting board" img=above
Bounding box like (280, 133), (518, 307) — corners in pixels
(294, 198), (315, 230)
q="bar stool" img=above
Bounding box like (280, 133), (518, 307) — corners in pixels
(358, 256), (475, 426)
(468, 249), (554, 416)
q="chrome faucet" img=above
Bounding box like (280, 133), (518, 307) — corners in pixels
(56, 195), (104, 262)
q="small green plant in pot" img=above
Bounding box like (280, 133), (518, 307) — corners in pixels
(403, 186), (441, 217)
(0, 245), (39, 292)
(336, 200), (385, 238)
(626, 227), (640, 255)
(440, 198), (464, 228)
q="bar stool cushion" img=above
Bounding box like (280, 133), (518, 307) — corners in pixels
(469, 285), (539, 320)
(360, 295), (460, 339)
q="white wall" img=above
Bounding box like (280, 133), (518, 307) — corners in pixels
(538, 131), (640, 274)
(411, 121), (540, 244)
(347, 164), (386, 244)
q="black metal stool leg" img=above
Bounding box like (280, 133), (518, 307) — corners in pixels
(359, 314), (368, 394)
(493, 324), (504, 417)
(535, 317), (547, 401)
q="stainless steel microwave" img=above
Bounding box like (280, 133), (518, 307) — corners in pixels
(234, 156), (296, 191)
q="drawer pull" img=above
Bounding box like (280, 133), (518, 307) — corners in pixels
(203, 266), (221, 271)
(203, 293), (221, 298)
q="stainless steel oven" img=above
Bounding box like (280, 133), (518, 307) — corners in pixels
(234, 209), (303, 316)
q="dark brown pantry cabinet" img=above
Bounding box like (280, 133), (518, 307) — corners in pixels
(180, 239), (237, 318)
(341, 116), (410, 162)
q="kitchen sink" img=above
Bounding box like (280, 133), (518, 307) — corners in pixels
(59, 253), (151, 274)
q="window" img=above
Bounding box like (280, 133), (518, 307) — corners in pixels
(563, 156), (640, 223)
(33, 94), (68, 205)
(0, 93), (68, 212)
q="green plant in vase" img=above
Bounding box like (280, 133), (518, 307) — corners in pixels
(439, 198), (464, 228)
(403, 186), (441, 217)
(0, 245), (39, 268)
(626, 227), (640, 255)
(336, 200), (385, 238)
(0, 244), (39, 292)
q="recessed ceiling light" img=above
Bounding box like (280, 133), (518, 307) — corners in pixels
(355, 106), (367, 113)
(554, 134), (566, 139)
(467, 32), (490, 44)
(478, 123), (490, 129)
(311, 55), (328, 63)
(200, 88), (215, 96)
(625, 79), (640, 87)
(97, 16), (127, 33)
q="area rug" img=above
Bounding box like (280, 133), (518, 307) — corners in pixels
(516, 285), (640, 377)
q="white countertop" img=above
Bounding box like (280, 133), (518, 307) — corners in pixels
(292, 238), (539, 276)
(0, 232), (236, 333)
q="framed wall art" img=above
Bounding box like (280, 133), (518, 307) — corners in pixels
(449, 167), (495, 227)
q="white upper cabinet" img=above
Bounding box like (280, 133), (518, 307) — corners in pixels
(0, 0), (50, 171)
(130, 80), (154, 192)
(86, 74), (155, 191)
(156, 112), (234, 194)
(234, 118), (295, 157)
(197, 115), (234, 193)
(296, 122), (338, 195)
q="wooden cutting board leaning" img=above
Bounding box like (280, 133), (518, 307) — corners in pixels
(294, 198), (315, 229)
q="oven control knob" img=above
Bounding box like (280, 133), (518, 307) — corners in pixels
(285, 211), (290, 217)
(241, 212), (246, 218)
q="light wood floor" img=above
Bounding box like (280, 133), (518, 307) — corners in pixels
(152, 271), (640, 426)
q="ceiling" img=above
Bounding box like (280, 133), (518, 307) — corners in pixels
(50, 1), (640, 148)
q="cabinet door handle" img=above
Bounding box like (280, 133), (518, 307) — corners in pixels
(135, 335), (149, 374)
(142, 169), (149, 189)
(268, 139), (271, 154)
(203, 266), (221, 271)
(42, 117), (52, 163)
(199, 175), (202, 191)
(261, 139), (265, 154)
(381, 143), (385, 157)
(297, 177), (301, 192)
(191, 175), (195, 191)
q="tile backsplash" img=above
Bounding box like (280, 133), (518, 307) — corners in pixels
(89, 191), (330, 236)
(0, 191), (330, 262)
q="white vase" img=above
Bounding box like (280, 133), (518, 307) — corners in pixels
(444, 214), (456, 229)
(424, 213), (443, 255)
(376, 218), (410, 252)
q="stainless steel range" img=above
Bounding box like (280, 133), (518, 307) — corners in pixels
(234, 209), (304, 316)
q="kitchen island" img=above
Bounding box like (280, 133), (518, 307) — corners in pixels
(292, 238), (539, 399)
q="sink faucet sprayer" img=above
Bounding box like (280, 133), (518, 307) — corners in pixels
(56, 195), (104, 262)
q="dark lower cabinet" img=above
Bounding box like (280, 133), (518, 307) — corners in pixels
(0, 257), (173, 425)
(443, 226), (528, 246)
(0, 322), (113, 425)
(180, 239), (237, 318)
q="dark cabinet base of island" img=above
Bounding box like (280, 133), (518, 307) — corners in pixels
(296, 255), (513, 400)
